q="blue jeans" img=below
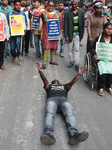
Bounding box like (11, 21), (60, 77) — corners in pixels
(60, 34), (65, 54)
(10, 36), (21, 58)
(34, 34), (44, 57)
(5, 42), (9, 54)
(44, 97), (78, 136)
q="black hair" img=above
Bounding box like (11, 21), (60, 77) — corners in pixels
(48, 0), (55, 5)
(103, 22), (112, 30)
(51, 79), (60, 84)
(59, 1), (64, 5)
(33, 0), (41, 3)
(14, 0), (21, 5)
(11, 16), (14, 20)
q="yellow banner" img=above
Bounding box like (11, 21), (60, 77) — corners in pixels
(10, 15), (24, 36)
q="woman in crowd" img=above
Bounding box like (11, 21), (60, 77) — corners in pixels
(33, 0), (63, 69)
(92, 22), (112, 96)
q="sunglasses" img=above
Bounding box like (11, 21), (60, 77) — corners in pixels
(48, 5), (54, 7)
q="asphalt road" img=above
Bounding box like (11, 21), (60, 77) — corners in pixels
(0, 29), (112, 150)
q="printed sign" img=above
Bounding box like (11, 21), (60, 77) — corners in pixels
(0, 20), (4, 41)
(96, 42), (112, 61)
(47, 19), (60, 40)
(10, 15), (24, 36)
(32, 17), (40, 30)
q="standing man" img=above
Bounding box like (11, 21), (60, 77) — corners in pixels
(31, 0), (44, 60)
(0, 0), (12, 58)
(0, 12), (9, 70)
(87, 1), (107, 53)
(64, 0), (85, 71)
(7, 0), (28, 65)
(36, 63), (89, 145)
(59, 2), (65, 58)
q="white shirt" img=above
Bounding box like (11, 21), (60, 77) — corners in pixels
(21, 7), (30, 30)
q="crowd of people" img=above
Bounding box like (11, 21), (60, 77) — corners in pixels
(0, 0), (112, 145)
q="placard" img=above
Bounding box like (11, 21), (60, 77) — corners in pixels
(47, 19), (60, 40)
(32, 17), (40, 30)
(0, 20), (4, 41)
(96, 42), (112, 61)
(10, 15), (24, 36)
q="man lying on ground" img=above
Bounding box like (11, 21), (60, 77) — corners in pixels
(36, 63), (89, 145)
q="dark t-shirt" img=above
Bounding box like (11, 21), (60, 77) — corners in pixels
(45, 84), (70, 99)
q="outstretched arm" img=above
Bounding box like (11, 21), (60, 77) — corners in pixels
(36, 63), (49, 89)
(66, 66), (87, 90)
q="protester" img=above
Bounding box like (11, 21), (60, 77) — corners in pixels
(44, 0), (48, 10)
(31, 0), (44, 60)
(0, 12), (9, 70)
(0, 0), (12, 58)
(91, 22), (112, 96)
(87, 1), (107, 53)
(59, 1), (65, 57)
(7, 0), (28, 65)
(21, 0), (31, 57)
(33, 0), (63, 69)
(8, 0), (14, 9)
(30, 0), (34, 48)
(64, 0), (85, 71)
(36, 62), (89, 145)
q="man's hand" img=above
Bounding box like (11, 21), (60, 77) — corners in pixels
(5, 39), (8, 43)
(37, 62), (42, 71)
(92, 55), (97, 62)
(65, 37), (69, 43)
(31, 29), (34, 33)
(89, 37), (93, 43)
(78, 66), (87, 76)
(23, 7), (28, 12)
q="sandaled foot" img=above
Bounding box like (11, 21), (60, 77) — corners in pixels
(49, 61), (58, 65)
(0, 65), (6, 70)
(98, 88), (104, 96)
(11, 57), (15, 63)
(33, 56), (41, 60)
(42, 64), (46, 69)
(108, 88), (112, 95)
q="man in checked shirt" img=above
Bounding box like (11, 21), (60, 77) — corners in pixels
(0, 12), (9, 70)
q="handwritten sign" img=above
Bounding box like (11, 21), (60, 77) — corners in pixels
(96, 42), (112, 61)
(47, 19), (60, 40)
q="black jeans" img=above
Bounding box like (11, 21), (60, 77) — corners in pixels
(87, 39), (94, 53)
(44, 97), (78, 136)
(0, 41), (5, 66)
(25, 30), (30, 53)
(98, 73), (112, 89)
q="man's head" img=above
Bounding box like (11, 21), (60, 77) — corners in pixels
(1, 0), (8, 6)
(14, 0), (21, 12)
(26, 0), (31, 5)
(71, 0), (78, 11)
(81, 4), (87, 11)
(93, 1), (103, 15)
(59, 2), (64, 12)
(21, 0), (26, 7)
(44, 0), (48, 9)
(51, 79), (60, 85)
(33, 0), (41, 8)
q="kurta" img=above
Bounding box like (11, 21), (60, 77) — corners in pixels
(33, 10), (63, 49)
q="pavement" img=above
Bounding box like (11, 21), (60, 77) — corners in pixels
(0, 30), (112, 150)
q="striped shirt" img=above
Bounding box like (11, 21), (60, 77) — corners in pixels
(73, 11), (79, 33)
(0, 12), (10, 40)
(0, 5), (12, 16)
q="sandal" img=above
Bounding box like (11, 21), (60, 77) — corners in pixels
(49, 61), (58, 65)
(98, 89), (104, 96)
(11, 57), (15, 63)
(108, 88), (112, 95)
(33, 57), (41, 60)
(42, 64), (46, 69)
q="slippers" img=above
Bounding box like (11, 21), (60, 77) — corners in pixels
(42, 64), (46, 69)
(108, 88), (112, 95)
(49, 61), (58, 65)
(98, 89), (104, 96)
